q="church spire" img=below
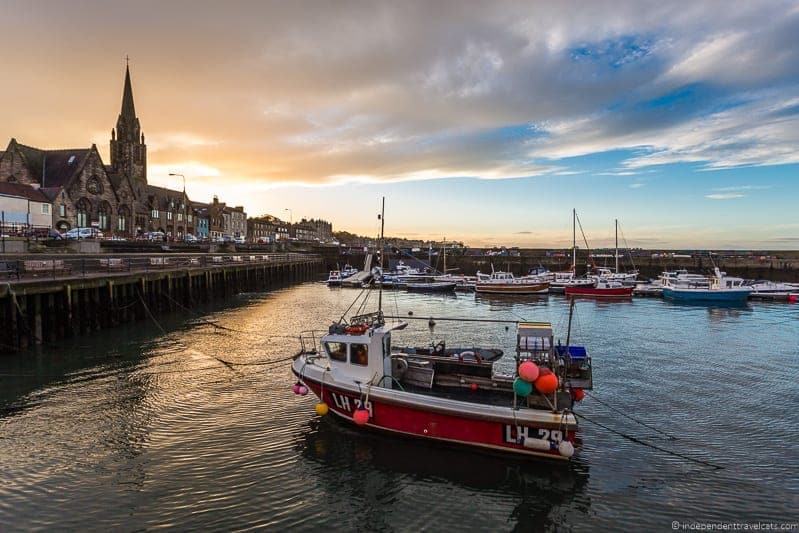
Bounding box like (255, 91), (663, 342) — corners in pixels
(121, 63), (136, 120)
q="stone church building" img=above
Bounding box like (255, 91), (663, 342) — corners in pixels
(0, 65), (194, 238)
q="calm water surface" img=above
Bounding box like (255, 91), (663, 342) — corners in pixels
(1, 282), (798, 531)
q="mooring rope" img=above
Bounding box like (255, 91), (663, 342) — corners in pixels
(585, 391), (679, 440)
(574, 412), (722, 469)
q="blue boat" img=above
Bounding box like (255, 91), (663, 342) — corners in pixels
(662, 268), (752, 303)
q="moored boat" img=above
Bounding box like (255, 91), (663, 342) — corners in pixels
(327, 264), (358, 286)
(662, 268), (751, 303)
(565, 279), (633, 298)
(475, 271), (550, 295)
(405, 281), (457, 293)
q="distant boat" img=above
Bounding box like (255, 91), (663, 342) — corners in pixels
(327, 264), (358, 286)
(747, 280), (799, 299)
(551, 209), (594, 293)
(590, 219), (639, 285)
(565, 279), (633, 298)
(475, 271), (550, 295)
(406, 281), (457, 293)
(662, 268), (751, 303)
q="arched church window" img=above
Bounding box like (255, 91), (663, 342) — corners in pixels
(87, 177), (103, 195)
(76, 198), (90, 228)
(117, 205), (130, 232)
(98, 201), (112, 230)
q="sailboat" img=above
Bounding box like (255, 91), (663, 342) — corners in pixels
(591, 219), (638, 285)
(550, 209), (595, 293)
(291, 198), (591, 461)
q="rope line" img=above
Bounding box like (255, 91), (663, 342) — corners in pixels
(585, 391), (678, 440)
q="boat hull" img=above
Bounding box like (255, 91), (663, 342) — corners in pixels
(565, 286), (633, 298)
(662, 288), (751, 302)
(294, 370), (575, 461)
(406, 282), (457, 293)
(475, 282), (550, 295)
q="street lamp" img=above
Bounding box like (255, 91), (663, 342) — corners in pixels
(169, 173), (187, 240)
(284, 208), (293, 224)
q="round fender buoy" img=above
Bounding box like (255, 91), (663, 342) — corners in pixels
(470, 383), (479, 392)
(292, 383), (301, 395)
(298, 385), (309, 396)
(518, 361), (540, 382)
(558, 440), (575, 458)
(315, 402), (329, 416)
(571, 388), (585, 402)
(535, 373), (559, 394)
(513, 377), (533, 397)
(353, 408), (370, 426)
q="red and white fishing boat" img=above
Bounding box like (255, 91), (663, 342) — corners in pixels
(291, 313), (591, 461)
(565, 279), (633, 298)
(290, 198), (591, 461)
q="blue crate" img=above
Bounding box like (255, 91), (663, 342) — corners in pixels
(556, 345), (587, 360)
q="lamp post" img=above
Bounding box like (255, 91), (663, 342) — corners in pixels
(169, 173), (187, 239)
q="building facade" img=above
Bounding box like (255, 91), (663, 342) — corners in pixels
(0, 182), (53, 230)
(0, 64), (200, 239)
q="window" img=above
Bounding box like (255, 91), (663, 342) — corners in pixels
(177, 212), (183, 221)
(59, 204), (66, 217)
(98, 202), (111, 230)
(41, 204), (50, 215)
(76, 198), (90, 228)
(167, 211), (173, 221)
(188, 214), (193, 223)
(350, 343), (369, 366)
(325, 342), (347, 362)
(151, 209), (159, 219)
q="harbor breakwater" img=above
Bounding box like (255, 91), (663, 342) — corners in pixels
(0, 252), (322, 353)
(324, 251), (799, 283)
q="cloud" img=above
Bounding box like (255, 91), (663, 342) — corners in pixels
(705, 193), (745, 200)
(1, 0), (798, 188)
(629, 182), (646, 188)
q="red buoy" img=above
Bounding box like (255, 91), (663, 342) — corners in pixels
(353, 408), (370, 426)
(470, 383), (479, 392)
(535, 373), (559, 394)
(518, 361), (540, 382)
(571, 388), (585, 402)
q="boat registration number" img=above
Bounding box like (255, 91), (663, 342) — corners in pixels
(504, 425), (563, 444)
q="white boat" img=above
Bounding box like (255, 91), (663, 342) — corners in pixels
(747, 280), (799, 301)
(327, 264), (359, 286)
(551, 209), (594, 293)
(475, 271), (550, 295)
(590, 219), (639, 285)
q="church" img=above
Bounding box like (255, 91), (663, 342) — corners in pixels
(0, 65), (196, 238)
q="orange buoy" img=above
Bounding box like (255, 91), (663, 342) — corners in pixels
(535, 373), (559, 394)
(571, 388), (585, 401)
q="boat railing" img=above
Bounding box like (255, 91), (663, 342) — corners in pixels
(298, 330), (324, 354)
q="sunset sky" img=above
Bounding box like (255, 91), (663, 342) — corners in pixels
(1, 0), (798, 248)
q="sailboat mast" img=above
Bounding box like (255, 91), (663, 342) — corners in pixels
(378, 197), (385, 315)
(572, 208), (576, 273)
(615, 218), (619, 273)
(443, 238), (446, 273)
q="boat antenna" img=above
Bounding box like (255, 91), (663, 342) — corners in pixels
(378, 196), (385, 318)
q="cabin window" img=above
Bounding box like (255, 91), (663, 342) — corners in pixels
(350, 343), (369, 366)
(325, 342), (347, 362)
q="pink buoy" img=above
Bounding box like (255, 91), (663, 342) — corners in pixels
(518, 361), (540, 382)
(353, 408), (370, 426)
(298, 385), (309, 396)
(292, 383), (301, 395)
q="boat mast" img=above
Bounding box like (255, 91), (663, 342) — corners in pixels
(443, 237), (446, 274)
(615, 218), (619, 273)
(378, 196), (385, 316)
(572, 208), (576, 273)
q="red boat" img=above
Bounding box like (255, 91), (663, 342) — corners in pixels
(291, 314), (592, 461)
(565, 280), (633, 298)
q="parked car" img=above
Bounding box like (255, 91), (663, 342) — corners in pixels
(65, 227), (104, 240)
(48, 229), (64, 240)
(233, 235), (246, 245)
(143, 231), (166, 242)
(183, 234), (199, 243)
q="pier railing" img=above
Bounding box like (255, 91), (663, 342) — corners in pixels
(0, 252), (319, 282)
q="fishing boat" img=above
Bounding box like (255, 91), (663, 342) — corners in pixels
(327, 264), (358, 286)
(565, 279), (633, 298)
(291, 198), (591, 461)
(405, 280), (457, 293)
(475, 271), (550, 295)
(662, 268), (752, 303)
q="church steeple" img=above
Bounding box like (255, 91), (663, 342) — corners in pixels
(110, 60), (147, 189)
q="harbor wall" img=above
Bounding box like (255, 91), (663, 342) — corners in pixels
(0, 253), (323, 354)
(325, 251), (799, 282)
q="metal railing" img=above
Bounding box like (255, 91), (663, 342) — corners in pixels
(0, 253), (319, 282)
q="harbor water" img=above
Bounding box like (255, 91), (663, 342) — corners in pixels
(1, 282), (797, 530)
